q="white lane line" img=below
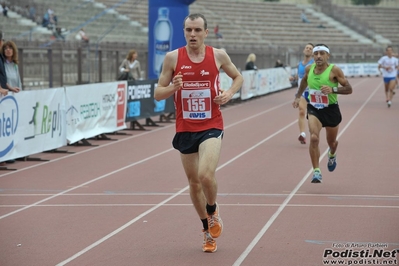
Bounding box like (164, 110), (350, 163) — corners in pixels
(1, 193), (399, 198)
(0, 99), (294, 220)
(232, 79), (381, 266)
(0, 97), (274, 178)
(55, 121), (298, 265)
(0, 124), (175, 178)
(0, 148), (174, 220)
(2, 204), (399, 208)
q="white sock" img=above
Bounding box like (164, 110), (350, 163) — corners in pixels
(300, 132), (306, 138)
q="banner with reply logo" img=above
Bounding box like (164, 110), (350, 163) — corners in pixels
(65, 81), (127, 144)
(0, 88), (66, 162)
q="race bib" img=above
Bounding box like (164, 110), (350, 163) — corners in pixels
(181, 89), (212, 119)
(309, 88), (328, 109)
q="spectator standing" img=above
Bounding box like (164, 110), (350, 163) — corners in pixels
(29, 5), (36, 21)
(42, 12), (49, 27)
(0, 34), (20, 166)
(119, 49), (142, 80)
(214, 24), (223, 40)
(274, 59), (285, 68)
(1, 3), (8, 17)
(3, 40), (22, 91)
(76, 28), (90, 43)
(0, 31), (8, 96)
(245, 53), (257, 70)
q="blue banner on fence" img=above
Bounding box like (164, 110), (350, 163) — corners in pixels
(147, 0), (196, 80)
(126, 79), (175, 122)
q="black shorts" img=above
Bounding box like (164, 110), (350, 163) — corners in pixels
(172, 128), (224, 154)
(307, 104), (342, 127)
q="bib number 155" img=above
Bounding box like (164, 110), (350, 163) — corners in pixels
(186, 98), (206, 111)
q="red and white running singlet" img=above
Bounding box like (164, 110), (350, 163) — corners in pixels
(174, 46), (223, 132)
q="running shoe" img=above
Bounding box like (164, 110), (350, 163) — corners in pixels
(298, 134), (306, 144)
(387, 101), (392, 108)
(202, 230), (217, 253)
(207, 203), (223, 238)
(327, 150), (337, 172)
(311, 169), (322, 183)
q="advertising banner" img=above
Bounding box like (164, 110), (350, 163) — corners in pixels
(65, 81), (127, 144)
(240, 68), (292, 100)
(0, 89), (66, 161)
(335, 63), (379, 77)
(220, 72), (240, 100)
(148, 0), (196, 79)
(126, 79), (175, 122)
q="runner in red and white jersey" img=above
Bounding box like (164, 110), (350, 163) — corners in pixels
(155, 13), (243, 253)
(174, 45), (223, 132)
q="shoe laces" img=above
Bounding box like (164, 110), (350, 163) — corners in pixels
(328, 156), (336, 166)
(207, 213), (219, 228)
(203, 231), (215, 244)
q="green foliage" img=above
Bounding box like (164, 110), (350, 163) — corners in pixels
(350, 0), (381, 5)
(263, 0), (280, 2)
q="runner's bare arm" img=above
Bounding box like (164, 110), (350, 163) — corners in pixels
(321, 66), (352, 95)
(154, 50), (181, 101)
(214, 48), (243, 105)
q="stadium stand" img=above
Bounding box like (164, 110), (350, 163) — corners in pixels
(99, 0), (386, 51)
(8, 0), (148, 45)
(340, 4), (399, 46)
(3, 0), (398, 88)
(6, 0), (398, 51)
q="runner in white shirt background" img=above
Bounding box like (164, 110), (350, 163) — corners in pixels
(377, 45), (399, 108)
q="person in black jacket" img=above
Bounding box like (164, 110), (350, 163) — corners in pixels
(245, 53), (257, 70)
(0, 31), (9, 96)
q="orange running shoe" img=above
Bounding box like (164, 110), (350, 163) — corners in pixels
(207, 203), (223, 238)
(202, 230), (217, 253)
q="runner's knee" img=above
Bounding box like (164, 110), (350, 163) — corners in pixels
(310, 133), (319, 144)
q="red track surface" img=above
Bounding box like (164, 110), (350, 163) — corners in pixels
(1, 77), (398, 266)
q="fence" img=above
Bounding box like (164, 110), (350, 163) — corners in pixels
(13, 40), (390, 90)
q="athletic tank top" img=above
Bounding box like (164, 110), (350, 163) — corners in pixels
(307, 64), (338, 108)
(298, 58), (314, 79)
(174, 46), (223, 132)
(297, 58), (314, 93)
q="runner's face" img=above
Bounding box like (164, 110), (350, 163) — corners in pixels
(313, 50), (329, 66)
(303, 45), (313, 57)
(386, 47), (393, 57)
(184, 18), (208, 49)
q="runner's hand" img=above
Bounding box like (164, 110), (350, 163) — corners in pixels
(173, 72), (183, 91)
(214, 88), (232, 105)
(292, 97), (300, 108)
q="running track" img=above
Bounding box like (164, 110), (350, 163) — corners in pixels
(1, 77), (398, 266)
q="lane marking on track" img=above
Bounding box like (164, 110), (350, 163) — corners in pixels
(55, 121), (298, 265)
(2, 203), (399, 208)
(2, 193), (399, 198)
(0, 98), (293, 178)
(0, 98), (295, 220)
(3, 78), (375, 264)
(232, 78), (381, 266)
